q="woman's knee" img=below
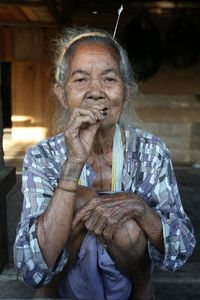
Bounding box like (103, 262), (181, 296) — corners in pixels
(112, 219), (147, 250)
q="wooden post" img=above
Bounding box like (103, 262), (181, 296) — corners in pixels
(0, 63), (16, 272)
(0, 64), (4, 167)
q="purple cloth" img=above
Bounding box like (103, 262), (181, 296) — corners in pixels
(58, 232), (132, 300)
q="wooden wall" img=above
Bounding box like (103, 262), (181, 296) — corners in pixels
(0, 27), (14, 61)
(124, 94), (200, 163)
(12, 62), (53, 128)
(136, 64), (200, 163)
(0, 25), (200, 163)
(0, 27), (57, 135)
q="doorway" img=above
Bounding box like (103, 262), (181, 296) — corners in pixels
(1, 62), (11, 129)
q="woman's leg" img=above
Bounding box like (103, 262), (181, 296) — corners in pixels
(104, 219), (155, 300)
(65, 186), (98, 268)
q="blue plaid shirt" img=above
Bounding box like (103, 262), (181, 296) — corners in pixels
(14, 126), (196, 288)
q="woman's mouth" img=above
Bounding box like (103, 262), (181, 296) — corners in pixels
(102, 107), (108, 116)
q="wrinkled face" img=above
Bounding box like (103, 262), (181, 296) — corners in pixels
(64, 42), (126, 128)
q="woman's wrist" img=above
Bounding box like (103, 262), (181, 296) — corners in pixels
(61, 159), (84, 183)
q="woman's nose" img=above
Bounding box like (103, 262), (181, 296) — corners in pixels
(86, 79), (105, 100)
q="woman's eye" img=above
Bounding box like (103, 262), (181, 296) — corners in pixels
(74, 78), (87, 82)
(104, 76), (117, 82)
(104, 77), (116, 82)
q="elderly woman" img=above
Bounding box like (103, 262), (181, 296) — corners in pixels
(14, 28), (195, 300)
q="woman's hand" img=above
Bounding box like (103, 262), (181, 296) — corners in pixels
(72, 192), (146, 239)
(64, 100), (108, 163)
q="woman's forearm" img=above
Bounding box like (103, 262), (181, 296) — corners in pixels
(36, 160), (83, 270)
(137, 203), (164, 253)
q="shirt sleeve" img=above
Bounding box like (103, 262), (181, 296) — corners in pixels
(147, 152), (196, 272)
(14, 148), (68, 288)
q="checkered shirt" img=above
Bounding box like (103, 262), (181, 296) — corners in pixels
(14, 126), (196, 287)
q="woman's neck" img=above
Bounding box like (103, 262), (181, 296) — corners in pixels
(93, 124), (116, 155)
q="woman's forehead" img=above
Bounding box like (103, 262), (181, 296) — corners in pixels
(69, 41), (120, 65)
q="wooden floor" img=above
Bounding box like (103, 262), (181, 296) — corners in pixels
(3, 129), (36, 173)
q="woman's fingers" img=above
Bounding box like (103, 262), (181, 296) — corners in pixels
(64, 104), (109, 162)
(84, 205), (122, 238)
(102, 224), (115, 240)
(72, 209), (89, 229)
(93, 218), (107, 235)
(72, 193), (143, 235)
(66, 115), (101, 135)
(72, 197), (100, 229)
(84, 212), (99, 232)
(67, 106), (106, 127)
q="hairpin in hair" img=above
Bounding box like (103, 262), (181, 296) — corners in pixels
(113, 4), (124, 39)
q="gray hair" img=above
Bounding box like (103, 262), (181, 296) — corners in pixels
(52, 27), (138, 133)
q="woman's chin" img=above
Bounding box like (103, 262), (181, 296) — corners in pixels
(99, 117), (118, 130)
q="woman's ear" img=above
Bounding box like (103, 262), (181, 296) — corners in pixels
(54, 83), (68, 109)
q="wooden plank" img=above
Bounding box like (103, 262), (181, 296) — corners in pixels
(45, 0), (61, 25)
(0, 4), (29, 22)
(14, 28), (46, 61)
(190, 150), (200, 162)
(12, 62), (55, 132)
(123, 96), (200, 123)
(0, 27), (14, 61)
(191, 136), (200, 149)
(0, 21), (56, 27)
(134, 94), (200, 108)
(140, 63), (200, 95)
(192, 123), (200, 135)
(0, 1), (45, 7)
(171, 149), (200, 163)
(30, 6), (55, 22)
(20, 6), (42, 22)
(164, 136), (191, 150)
(134, 122), (192, 137)
(136, 106), (200, 122)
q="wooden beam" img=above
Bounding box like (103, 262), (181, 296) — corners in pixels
(0, 1), (44, 7)
(0, 21), (57, 28)
(0, 1), (200, 10)
(44, 0), (62, 26)
(64, 1), (200, 13)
